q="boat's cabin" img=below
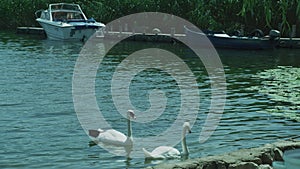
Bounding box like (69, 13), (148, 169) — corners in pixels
(40, 3), (88, 22)
(51, 11), (85, 21)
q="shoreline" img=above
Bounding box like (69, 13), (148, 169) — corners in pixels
(15, 27), (300, 48)
(145, 139), (300, 169)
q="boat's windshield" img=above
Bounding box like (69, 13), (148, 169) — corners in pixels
(52, 11), (84, 21)
(50, 4), (81, 12)
(49, 4), (87, 21)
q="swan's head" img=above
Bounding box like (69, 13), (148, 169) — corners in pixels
(183, 121), (191, 133)
(127, 110), (136, 120)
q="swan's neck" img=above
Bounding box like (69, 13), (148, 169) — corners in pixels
(181, 129), (188, 155)
(127, 117), (132, 138)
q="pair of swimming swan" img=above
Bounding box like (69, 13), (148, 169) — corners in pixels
(88, 110), (191, 159)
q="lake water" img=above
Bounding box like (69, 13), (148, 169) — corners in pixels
(0, 31), (299, 169)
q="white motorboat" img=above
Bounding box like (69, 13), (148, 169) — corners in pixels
(35, 3), (105, 41)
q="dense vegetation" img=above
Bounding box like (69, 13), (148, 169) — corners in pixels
(1, 0), (299, 36)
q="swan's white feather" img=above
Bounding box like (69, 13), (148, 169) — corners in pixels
(142, 121), (191, 159)
(90, 110), (135, 148)
(97, 129), (129, 146)
(142, 146), (180, 159)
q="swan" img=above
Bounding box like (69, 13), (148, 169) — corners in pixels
(89, 110), (136, 147)
(142, 121), (191, 159)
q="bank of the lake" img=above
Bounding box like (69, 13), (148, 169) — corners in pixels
(146, 140), (300, 169)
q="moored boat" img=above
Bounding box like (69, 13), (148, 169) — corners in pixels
(184, 26), (280, 50)
(35, 3), (105, 41)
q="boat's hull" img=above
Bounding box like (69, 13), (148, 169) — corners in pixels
(185, 26), (279, 50)
(206, 36), (277, 50)
(36, 19), (103, 41)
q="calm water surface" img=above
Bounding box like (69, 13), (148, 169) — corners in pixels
(0, 31), (299, 168)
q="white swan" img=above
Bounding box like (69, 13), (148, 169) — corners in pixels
(142, 121), (191, 159)
(89, 110), (136, 147)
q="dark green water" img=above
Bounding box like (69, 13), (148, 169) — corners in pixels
(0, 31), (299, 168)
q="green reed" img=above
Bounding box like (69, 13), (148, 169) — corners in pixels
(0, 0), (299, 36)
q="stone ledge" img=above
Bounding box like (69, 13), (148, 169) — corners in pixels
(145, 140), (300, 169)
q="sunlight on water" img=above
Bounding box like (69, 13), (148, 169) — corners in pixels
(249, 66), (300, 121)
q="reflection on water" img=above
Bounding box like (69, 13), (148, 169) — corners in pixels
(0, 31), (299, 169)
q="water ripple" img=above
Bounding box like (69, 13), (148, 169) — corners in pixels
(0, 32), (299, 168)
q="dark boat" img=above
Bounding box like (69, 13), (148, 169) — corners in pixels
(184, 26), (280, 50)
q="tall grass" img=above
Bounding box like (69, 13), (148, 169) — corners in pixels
(0, 0), (299, 36)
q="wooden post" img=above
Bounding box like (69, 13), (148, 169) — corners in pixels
(132, 21), (136, 35)
(171, 27), (175, 37)
(278, 23), (282, 33)
(105, 25), (109, 34)
(289, 24), (296, 46)
(124, 23), (128, 32)
(240, 25), (245, 36)
(119, 25), (122, 35)
(291, 25), (296, 38)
